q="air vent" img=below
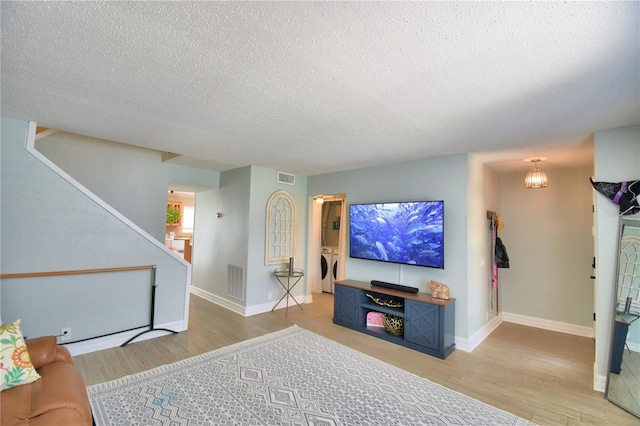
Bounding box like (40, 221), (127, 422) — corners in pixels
(228, 264), (245, 301)
(277, 172), (295, 185)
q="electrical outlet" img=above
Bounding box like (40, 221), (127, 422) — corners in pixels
(61, 327), (71, 342)
(268, 292), (273, 301)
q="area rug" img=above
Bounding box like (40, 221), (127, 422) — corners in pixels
(88, 325), (535, 425)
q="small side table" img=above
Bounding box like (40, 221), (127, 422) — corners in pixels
(272, 268), (304, 317)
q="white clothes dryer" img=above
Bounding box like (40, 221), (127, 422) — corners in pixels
(321, 246), (332, 293)
(331, 247), (339, 293)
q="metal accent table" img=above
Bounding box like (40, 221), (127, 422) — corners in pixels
(272, 268), (304, 317)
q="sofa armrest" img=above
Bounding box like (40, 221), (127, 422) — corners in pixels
(26, 336), (73, 369)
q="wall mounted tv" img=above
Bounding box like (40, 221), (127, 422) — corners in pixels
(349, 200), (444, 269)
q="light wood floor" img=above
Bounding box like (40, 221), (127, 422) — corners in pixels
(74, 293), (640, 425)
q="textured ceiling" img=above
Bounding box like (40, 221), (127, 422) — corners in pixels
(1, 2), (638, 175)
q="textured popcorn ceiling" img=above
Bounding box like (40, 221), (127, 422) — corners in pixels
(1, 2), (638, 175)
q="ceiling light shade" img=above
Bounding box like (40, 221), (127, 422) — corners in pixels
(524, 159), (548, 189)
(315, 196), (324, 204)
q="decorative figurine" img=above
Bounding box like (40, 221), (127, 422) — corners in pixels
(428, 279), (450, 300)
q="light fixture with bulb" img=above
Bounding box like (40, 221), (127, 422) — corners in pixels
(315, 195), (324, 204)
(524, 157), (549, 189)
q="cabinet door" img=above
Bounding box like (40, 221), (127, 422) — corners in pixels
(333, 284), (361, 326)
(405, 299), (440, 351)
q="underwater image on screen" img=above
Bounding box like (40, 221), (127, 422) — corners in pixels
(349, 201), (444, 269)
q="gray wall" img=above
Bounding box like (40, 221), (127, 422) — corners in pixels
(192, 167), (251, 301)
(499, 165), (595, 326)
(594, 125), (640, 384)
(309, 152), (599, 344)
(0, 118), (191, 342)
(35, 131), (219, 242)
(190, 188), (221, 296)
(31, 130), (312, 316)
(309, 154), (473, 338)
(190, 165), (309, 312)
(466, 155), (500, 338)
(247, 166), (308, 308)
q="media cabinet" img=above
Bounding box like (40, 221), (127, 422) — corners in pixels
(333, 280), (455, 359)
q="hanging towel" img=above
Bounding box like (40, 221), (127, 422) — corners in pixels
(495, 237), (510, 268)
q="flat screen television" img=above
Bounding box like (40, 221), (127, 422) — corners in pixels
(349, 200), (444, 269)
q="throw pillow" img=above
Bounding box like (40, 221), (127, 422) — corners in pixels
(1, 319), (41, 391)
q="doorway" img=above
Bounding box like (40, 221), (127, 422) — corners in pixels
(165, 190), (195, 263)
(309, 194), (347, 294)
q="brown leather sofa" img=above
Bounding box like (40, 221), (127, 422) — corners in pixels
(1, 336), (93, 425)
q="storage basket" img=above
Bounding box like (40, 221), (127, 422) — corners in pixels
(383, 314), (404, 336)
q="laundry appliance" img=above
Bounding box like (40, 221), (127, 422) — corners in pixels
(331, 247), (339, 293)
(321, 246), (333, 293)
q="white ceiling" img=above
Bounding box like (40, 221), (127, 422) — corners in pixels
(1, 2), (638, 175)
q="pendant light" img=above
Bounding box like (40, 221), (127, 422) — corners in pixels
(524, 158), (548, 189)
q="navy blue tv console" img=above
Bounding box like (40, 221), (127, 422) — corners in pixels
(333, 279), (455, 359)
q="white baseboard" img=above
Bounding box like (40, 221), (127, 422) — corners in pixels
(190, 286), (246, 315)
(502, 312), (593, 338)
(456, 314), (503, 352)
(65, 320), (186, 356)
(594, 363), (607, 393)
(453, 311), (593, 353)
(191, 286), (312, 317)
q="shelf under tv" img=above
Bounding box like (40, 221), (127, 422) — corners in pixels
(333, 279), (455, 359)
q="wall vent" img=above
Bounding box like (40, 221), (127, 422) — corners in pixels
(227, 264), (245, 302)
(277, 172), (295, 185)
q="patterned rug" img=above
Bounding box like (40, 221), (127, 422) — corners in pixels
(88, 325), (535, 425)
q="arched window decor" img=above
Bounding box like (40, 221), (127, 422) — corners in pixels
(265, 190), (296, 265)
